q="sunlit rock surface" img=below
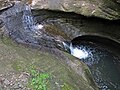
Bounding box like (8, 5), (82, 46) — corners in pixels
(0, 0), (120, 20)
(30, 0), (120, 20)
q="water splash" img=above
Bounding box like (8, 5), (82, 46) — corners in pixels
(68, 41), (120, 90)
(70, 43), (89, 59)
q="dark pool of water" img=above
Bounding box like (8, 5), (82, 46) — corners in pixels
(70, 40), (120, 90)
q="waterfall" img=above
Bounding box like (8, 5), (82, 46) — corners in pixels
(1, 2), (43, 44)
(22, 5), (35, 32)
(22, 4), (43, 35)
(63, 42), (89, 59)
(70, 43), (89, 59)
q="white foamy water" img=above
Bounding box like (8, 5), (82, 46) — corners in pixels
(70, 44), (89, 59)
(34, 24), (43, 29)
(68, 41), (120, 90)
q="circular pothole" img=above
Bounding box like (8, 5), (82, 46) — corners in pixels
(70, 35), (120, 90)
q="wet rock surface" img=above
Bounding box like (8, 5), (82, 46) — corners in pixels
(32, 9), (120, 44)
(0, 2), (66, 50)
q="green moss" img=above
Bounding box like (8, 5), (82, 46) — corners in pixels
(1, 36), (16, 46)
(62, 83), (73, 90)
(11, 61), (22, 71)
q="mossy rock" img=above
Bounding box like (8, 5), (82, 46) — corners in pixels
(0, 31), (98, 90)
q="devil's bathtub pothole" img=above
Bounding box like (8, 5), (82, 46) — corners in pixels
(70, 36), (120, 90)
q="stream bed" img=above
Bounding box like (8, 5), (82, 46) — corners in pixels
(1, 3), (120, 89)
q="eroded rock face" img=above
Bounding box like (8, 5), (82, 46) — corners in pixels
(0, 0), (120, 20)
(0, 2), (67, 51)
(0, 33), (98, 90)
(31, 0), (120, 20)
(0, 0), (13, 11)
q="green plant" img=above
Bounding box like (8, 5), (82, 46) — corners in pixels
(29, 69), (49, 90)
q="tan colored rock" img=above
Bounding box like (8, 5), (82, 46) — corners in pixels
(0, 0), (120, 20)
(30, 0), (120, 20)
